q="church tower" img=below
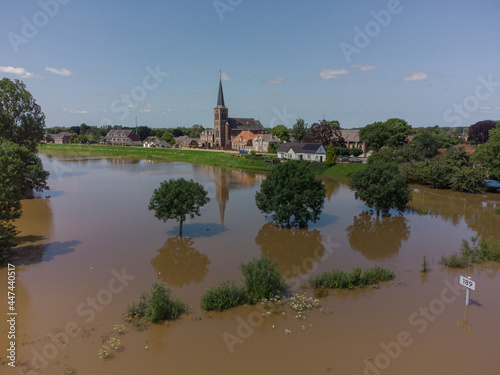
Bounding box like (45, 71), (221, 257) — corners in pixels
(214, 77), (229, 148)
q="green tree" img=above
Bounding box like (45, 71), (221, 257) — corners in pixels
(360, 118), (413, 151)
(161, 131), (175, 145)
(291, 118), (308, 142)
(472, 125), (500, 180)
(325, 144), (336, 166)
(349, 163), (412, 216)
(267, 142), (278, 154)
(255, 162), (325, 228)
(189, 124), (205, 139)
(148, 178), (210, 236)
(0, 78), (45, 152)
(271, 124), (290, 142)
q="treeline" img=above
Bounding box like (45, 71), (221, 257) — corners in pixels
(362, 119), (500, 194)
(46, 124), (206, 144)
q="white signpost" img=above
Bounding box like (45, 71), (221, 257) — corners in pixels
(459, 276), (476, 306)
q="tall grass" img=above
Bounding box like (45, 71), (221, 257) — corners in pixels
(201, 281), (247, 312)
(240, 257), (286, 304)
(309, 266), (395, 289)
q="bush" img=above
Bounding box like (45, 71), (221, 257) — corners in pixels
(494, 207), (500, 215)
(309, 266), (395, 289)
(126, 283), (187, 323)
(440, 237), (500, 268)
(240, 257), (286, 304)
(350, 148), (364, 157)
(201, 281), (247, 311)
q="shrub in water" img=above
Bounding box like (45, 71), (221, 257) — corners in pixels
(201, 281), (247, 312)
(441, 237), (500, 268)
(240, 257), (286, 304)
(310, 266), (395, 289)
(126, 283), (187, 323)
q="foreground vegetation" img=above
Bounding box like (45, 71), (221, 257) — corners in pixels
(125, 282), (188, 324)
(309, 266), (395, 289)
(440, 237), (500, 268)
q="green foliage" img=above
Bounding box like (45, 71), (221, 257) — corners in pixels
(126, 283), (187, 323)
(255, 162), (325, 228)
(495, 207), (500, 215)
(267, 142), (278, 154)
(449, 166), (486, 194)
(472, 125), (500, 180)
(350, 148), (364, 157)
(270, 124), (290, 142)
(161, 131), (175, 145)
(359, 118), (413, 151)
(440, 237), (500, 268)
(291, 118), (308, 142)
(309, 266), (395, 289)
(349, 162), (412, 216)
(0, 78), (46, 153)
(148, 178), (210, 236)
(240, 257), (286, 304)
(324, 144), (336, 166)
(201, 281), (247, 311)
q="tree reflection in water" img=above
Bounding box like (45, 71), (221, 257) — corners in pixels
(150, 236), (210, 287)
(346, 211), (410, 259)
(255, 222), (325, 278)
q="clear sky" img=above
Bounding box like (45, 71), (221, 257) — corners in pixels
(1, 0), (499, 129)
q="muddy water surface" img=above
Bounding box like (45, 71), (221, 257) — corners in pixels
(1, 155), (500, 375)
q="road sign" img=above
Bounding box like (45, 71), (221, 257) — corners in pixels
(459, 276), (476, 291)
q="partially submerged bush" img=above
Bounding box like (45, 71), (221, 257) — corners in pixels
(441, 237), (500, 268)
(201, 281), (247, 312)
(125, 283), (187, 323)
(240, 257), (286, 304)
(309, 266), (395, 289)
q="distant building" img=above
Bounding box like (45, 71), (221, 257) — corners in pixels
(437, 144), (475, 156)
(340, 129), (366, 152)
(232, 130), (257, 151)
(252, 134), (281, 153)
(200, 129), (215, 148)
(213, 78), (265, 149)
(143, 136), (170, 148)
(277, 143), (326, 162)
(104, 129), (142, 146)
(52, 132), (74, 144)
(175, 135), (200, 148)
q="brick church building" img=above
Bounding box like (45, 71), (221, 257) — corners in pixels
(214, 77), (266, 149)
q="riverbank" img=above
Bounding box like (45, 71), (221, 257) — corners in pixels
(39, 144), (365, 177)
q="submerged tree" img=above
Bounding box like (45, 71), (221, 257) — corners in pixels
(255, 162), (325, 228)
(148, 178), (210, 236)
(349, 162), (412, 216)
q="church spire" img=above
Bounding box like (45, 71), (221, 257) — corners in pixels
(217, 73), (225, 107)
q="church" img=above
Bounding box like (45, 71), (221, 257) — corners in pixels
(213, 77), (266, 149)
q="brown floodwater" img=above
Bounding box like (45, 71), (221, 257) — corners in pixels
(1, 155), (499, 375)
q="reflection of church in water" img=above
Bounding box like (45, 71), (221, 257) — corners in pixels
(200, 165), (265, 225)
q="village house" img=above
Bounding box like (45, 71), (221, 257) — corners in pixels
(437, 144), (475, 156)
(175, 135), (200, 148)
(253, 134), (281, 153)
(52, 132), (74, 144)
(232, 130), (256, 151)
(104, 129), (142, 146)
(340, 129), (366, 153)
(277, 143), (326, 162)
(143, 136), (171, 148)
(200, 129), (215, 148)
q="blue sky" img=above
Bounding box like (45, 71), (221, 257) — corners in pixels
(1, 0), (499, 129)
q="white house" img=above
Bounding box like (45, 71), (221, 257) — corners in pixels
(277, 143), (326, 162)
(143, 136), (170, 148)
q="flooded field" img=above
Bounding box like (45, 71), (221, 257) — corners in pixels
(1, 155), (500, 375)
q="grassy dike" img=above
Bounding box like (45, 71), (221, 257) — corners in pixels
(39, 144), (365, 176)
